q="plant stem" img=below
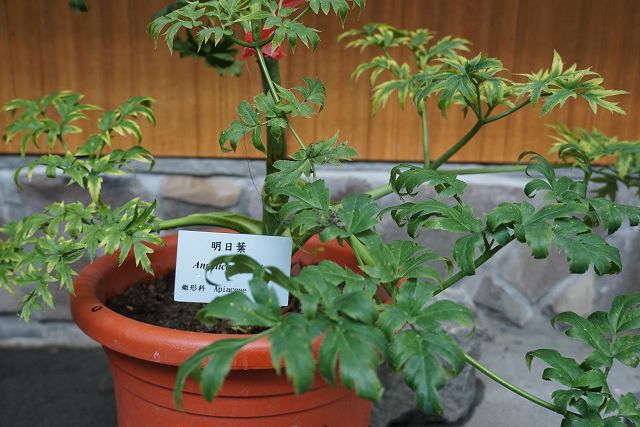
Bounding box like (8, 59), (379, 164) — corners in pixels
(227, 33), (274, 49)
(484, 100), (531, 124)
(365, 183), (394, 200)
(255, 49), (289, 235)
(255, 47), (281, 103)
(255, 47), (305, 151)
(287, 122), (306, 149)
(258, 56), (288, 174)
(463, 352), (564, 415)
(474, 81), (483, 118)
(431, 120), (485, 170)
(156, 212), (262, 235)
(292, 6), (311, 21)
(421, 106), (429, 168)
(435, 237), (514, 296)
(443, 163), (574, 176)
(348, 235), (375, 266)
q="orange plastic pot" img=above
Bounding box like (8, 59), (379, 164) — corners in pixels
(70, 233), (372, 427)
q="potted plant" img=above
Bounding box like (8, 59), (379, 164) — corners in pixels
(2, 0), (640, 426)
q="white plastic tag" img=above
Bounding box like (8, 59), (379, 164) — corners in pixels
(174, 230), (292, 305)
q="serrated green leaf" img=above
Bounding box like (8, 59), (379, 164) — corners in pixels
(390, 327), (465, 414)
(359, 239), (444, 285)
(268, 314), (315, 393)
(174, 336), (257, 407)
(552, 312), (611, 362)
(526, 349), (583, 387)
(387, 199), (484, 239)
(452, 233), (485, 275)
(321, 194), (379, 240)
(318, 320), (385, 400)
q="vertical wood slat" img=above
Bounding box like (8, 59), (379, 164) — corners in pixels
(0, 0), (638, 163)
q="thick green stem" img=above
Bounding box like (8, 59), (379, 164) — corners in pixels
(256, 52), (288, 235)
(258, 56), (287, 174)
(421, 107), (429, 168)
(484, 100), (531, 124)
(435, 236), (514, 296)
(431, 120), (485, 170)
(365, 183), (394, 200)
(464, 352), (565, 415)
(157, 212), (262, 235)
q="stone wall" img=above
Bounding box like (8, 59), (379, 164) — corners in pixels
(0, 156), (638, 328)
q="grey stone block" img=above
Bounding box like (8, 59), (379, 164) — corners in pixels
(490, 243), (572, 302)
(538, 270), (595, 316)
(474, 275), (534, 326)
(135, 158), (266, 177)
(161, 176), (242, 208)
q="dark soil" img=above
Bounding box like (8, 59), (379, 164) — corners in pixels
(106, 272), (263, 334)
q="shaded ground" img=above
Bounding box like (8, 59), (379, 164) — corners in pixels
(0, 347), (115, 427)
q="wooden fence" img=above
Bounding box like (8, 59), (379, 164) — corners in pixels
(1, 0), (638, 163)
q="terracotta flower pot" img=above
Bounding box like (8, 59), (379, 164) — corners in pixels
(70, 233), (372, 427)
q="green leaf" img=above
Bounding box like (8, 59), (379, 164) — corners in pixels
(611, 336), (640, 368)
(197, 289), (280, 328)
(318, 320), (386, 401)
(552, 220), (621, 275)
(452, 233), (485, 275)
(573, 369), (606, 390)
(608, 293), (640, 333)
(359, 239), (444, 284)
(268, 314), (315, 393)
(379, 280), (472, 413)
(320, 194), (379, 240)
(552, 389), (585, 413)
(619, 393), (640, 425)
(333, 291), (378, 324)
(389, 164), (467, 198)
(174, 336), (257, 407)
(278, 180), (331, 236)
(296, 260), (377, 302)
(378, 280), (473, 337)
(387, 199), (484, 239)
(552, 312), (612, 362)
(516, 52), (626, 116)
(390, 327), (466, 414)
(487, 202), (590, 261)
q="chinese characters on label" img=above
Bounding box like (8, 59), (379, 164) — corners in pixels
(211, 241), (247, 253)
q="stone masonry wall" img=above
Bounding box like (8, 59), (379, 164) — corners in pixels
(0, 156), (638, 327)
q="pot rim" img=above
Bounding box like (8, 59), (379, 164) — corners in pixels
(70, 232), (353, 369)
(71, 233), (282, 369)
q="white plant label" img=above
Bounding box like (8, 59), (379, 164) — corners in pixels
(174, 230), (292, 305)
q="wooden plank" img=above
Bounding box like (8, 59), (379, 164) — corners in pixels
(0, 0), (638, 163)
(0, 3), (15, 110)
